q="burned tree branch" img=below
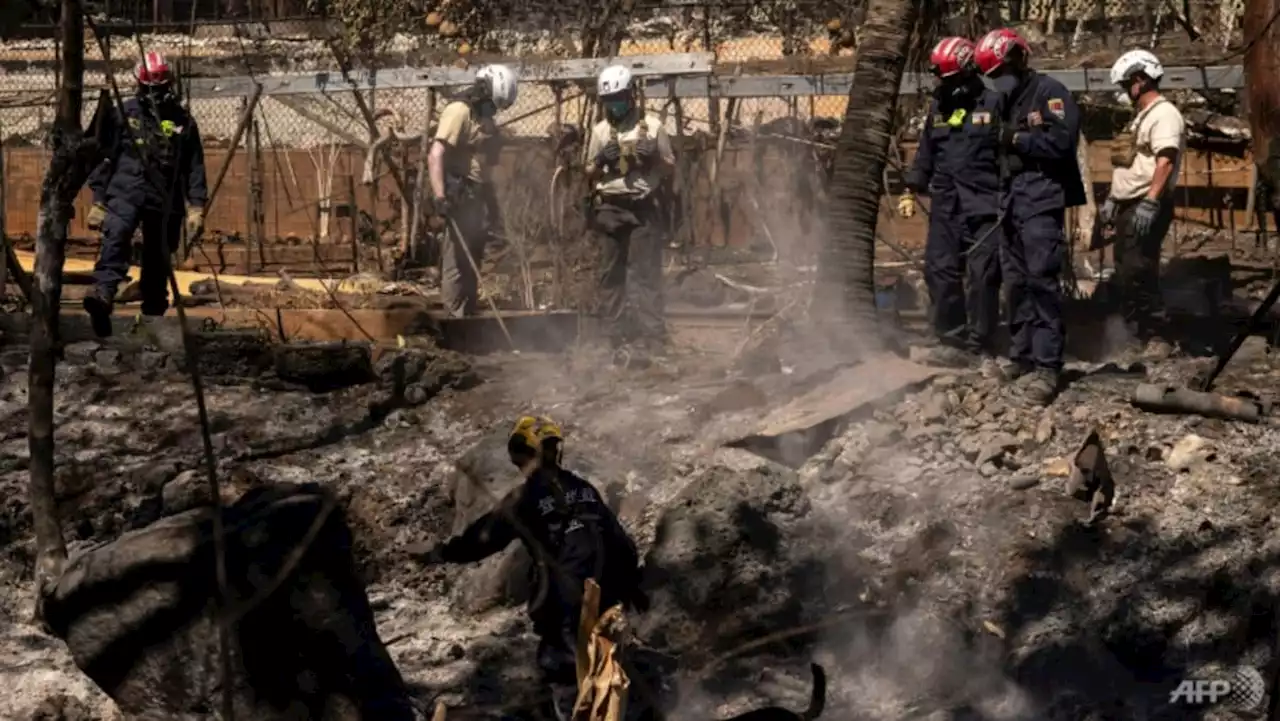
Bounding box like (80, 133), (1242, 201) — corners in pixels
(30, 0), (101, 623)
(325, 38), (410, 204)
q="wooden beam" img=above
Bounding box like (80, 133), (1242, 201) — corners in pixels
(187, 52), (716, 98)
(181, 62), (1247, 101)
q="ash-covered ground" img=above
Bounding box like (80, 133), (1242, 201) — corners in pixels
(2, 323), (1280, 720)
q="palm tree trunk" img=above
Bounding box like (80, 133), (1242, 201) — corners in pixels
(819, 0), (921, 350)
(1244, 0), (1280, 231)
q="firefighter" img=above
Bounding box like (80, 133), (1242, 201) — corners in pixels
(975, 28), (1086, 405)
(427, 64), (518, 318)
(84, 51), (208, 338)
(1100, 49), (1185, 345)
(411, 416), (646, 721)
(900, 36), (1004, 371)
(584, 64), (676, 366)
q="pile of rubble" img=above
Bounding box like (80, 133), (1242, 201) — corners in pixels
(2, 328), (1280, 719)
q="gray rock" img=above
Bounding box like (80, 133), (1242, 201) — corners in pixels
(94, 349), (123, 371)
(1168, 434), (1213, 472)
(162, 470), (212, 515)
(28, 693), (94, 721)
(64, 341), (99, 365)
(1035, 413), (1055, 444)
(404, 383), (430, 405)
(138, 350), (169, 371)
(1009, 473), (1040, 490)
(976, 432), (1020, 467)
(919, 391), (952, 424)
(961, 393), (985, 416)
(865, 421), (902, 448)
(905, 424), (945, 442)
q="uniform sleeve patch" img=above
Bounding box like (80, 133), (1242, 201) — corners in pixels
(972, 111), (991, 125)
(1047, 98), (1066, 118)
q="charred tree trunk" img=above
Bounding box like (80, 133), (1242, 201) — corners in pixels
(30, 0), (97, 620)
(1245, 0), (1280, 233)
(820, 0), (920, 349)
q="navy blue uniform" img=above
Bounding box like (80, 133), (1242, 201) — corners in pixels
(87, 96), (208, 314)
(436, 468), (643, 686)
(904, 89), (1004, 354)
(997, 72), (1085, 372)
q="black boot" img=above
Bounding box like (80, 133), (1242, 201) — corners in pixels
(83, 291), (114, 339)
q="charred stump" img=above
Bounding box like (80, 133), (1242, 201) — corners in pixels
(42, 482), (418, 720)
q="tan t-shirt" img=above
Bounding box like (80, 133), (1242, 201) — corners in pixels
(434, 100), (497, 184)
(586, 112), (675, 199)
(1110, 97), (1186, 202)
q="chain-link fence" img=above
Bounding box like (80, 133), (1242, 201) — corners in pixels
(0, 0), (1260, 267)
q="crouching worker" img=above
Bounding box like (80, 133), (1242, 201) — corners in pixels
(84, 51), (208, 338)
(412, 416), (647, 721)
(585, 65), (676, 366)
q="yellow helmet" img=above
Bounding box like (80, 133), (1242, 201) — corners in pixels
(508, 415), (564, 466)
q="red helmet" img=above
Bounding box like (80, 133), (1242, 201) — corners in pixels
(134, 51), (172, 86)
(974, 28), (1030, 75)
(929, 37), (976, 78)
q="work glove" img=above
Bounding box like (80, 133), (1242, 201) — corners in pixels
(432, 195), (452, 217)
(185, 207), (204, 238)
(1098, 197), (1116, 226)
(634, 137), (658, 162)
(86, 203), (107, 231)
(999, 126), (1019, 149)
(1131, 197), (1161, 238)
(897, 191), (916, 219)
(429, 196), (451, 232)
(595, 141), (622, 168)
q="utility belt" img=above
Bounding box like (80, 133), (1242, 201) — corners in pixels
(588, 190), (659, 212)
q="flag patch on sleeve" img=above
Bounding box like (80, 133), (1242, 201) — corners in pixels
(1047, 98), (1065, 118)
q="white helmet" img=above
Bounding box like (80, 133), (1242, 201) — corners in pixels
(476, 64), (518, 110)
(597, 65), (633, 97)
(1109, 49), (1164, 85)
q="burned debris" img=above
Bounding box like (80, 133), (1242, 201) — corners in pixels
(4, 2), (1280, 720)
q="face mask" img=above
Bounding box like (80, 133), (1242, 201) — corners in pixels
(935, 78), (965, 99)
(605, 99), (631, 121)
(476, 100), (497, 119)
(139, 84), (173, 105)
(1115, 91), (1134, 107)
(991, 74), (1019, 95)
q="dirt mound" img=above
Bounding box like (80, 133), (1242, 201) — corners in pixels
(639, 452), (821, 660)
